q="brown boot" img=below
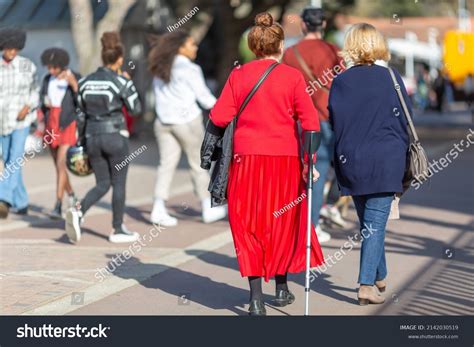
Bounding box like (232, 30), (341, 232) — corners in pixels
(357, 285), (385, 305)
(375, 279), (386, 293)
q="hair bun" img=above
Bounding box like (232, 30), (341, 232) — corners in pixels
(101, 32), (122, 50)
(100, 31), (124, 65)
(255, 12), (273, 27)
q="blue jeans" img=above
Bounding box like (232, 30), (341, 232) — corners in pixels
(352, 192), (393, 285)
(0, 127), (30, 209)
(311, 121), (334, 227)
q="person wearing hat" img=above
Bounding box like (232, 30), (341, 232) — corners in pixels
(0, 28), (39, 218)
(282, 7), (344, 243)
(39, 48), (81, 219)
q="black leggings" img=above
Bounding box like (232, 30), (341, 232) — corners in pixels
(81, 132), (129, 229)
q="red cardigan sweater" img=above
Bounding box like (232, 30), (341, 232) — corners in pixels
(210, 59), (319, 157)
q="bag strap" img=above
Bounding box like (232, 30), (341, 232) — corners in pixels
(292, 45), (330, 94)
(236, 62), (279, 120)
(327, 42), (341, 66)
(388, 67), (419, 143)
(292, 45), (331, 117)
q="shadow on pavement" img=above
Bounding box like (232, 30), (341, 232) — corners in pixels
(383, 228), (471, 258)
(110, 255), (261, 315)
(185, 249), (240, 272)
(374, 229), (473, 315)
(186, 249), (359, 307)
(292, 272), (358, 306)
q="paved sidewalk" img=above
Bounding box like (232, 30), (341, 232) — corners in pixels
(0, 137), (472, 316)
(415, 109), (473, 127)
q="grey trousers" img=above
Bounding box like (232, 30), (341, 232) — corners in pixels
(153, 115), (209, 201)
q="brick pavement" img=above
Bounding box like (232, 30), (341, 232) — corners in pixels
(0, 136), (472, 316)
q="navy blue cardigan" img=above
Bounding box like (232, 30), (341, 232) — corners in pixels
(328, 65), (410, 196)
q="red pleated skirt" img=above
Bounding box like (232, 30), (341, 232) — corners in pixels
(45, 107), (77, 148)
(227, 154), (324, 282)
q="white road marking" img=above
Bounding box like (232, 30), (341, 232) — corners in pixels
(0, 181), (193, 234)
(6, 272), (93, 284)
(21, 231), (232, 315)
(0, 239), (55, 244)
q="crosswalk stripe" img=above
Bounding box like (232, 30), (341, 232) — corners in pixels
(21, 231), (232, 315)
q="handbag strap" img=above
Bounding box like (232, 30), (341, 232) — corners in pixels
(292, 45), (330, 94)
(388, 67), (419, 143)
(236, 62), (279, 119)
(292, 45), (331, 117)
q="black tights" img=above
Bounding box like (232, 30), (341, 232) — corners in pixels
(248, 274), (288, 301)
(81, 133), (129, 229)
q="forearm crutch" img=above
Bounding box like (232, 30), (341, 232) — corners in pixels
(303, 130), (321, 316)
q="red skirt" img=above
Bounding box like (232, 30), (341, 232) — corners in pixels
(45, 107), (77, 148)
(227, 154), (324, 282)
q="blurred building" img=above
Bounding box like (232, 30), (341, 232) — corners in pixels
(345, 15), (474, 99)
(0, 0), (103, 75)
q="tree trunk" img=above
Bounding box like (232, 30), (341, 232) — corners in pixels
(69, 0), (137, 74)
(68, 0), (94, 74)
(213, 0), (291, 87)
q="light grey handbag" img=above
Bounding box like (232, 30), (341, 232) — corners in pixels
(388, 67), (430, 191)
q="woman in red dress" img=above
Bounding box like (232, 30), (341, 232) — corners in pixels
(210, 12), (325, 315)
(40, 48), (79, 219)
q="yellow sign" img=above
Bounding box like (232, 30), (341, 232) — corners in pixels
(443, 30), (474, 84)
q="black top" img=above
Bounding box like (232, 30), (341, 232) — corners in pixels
(78, 67), (141, 120)
(77, 67), (142, 136)
(39, 71), (81, 130)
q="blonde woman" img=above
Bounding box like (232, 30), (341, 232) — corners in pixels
(328, 23), (409, 305)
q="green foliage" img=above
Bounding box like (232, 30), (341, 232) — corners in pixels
(373, 0), (423, 17)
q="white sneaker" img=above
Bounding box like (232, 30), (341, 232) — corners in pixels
(65, 207), (82, 243)
(316, 224), (331, 243)
(319, 205), (330, 219)
(202, 197), (227, 224)
(151, 199), (178, 227)
(320, 205), (347, 228)
(151, 213), (178, 227)
(108, 224), (140, 243)
(68, 194), (78, 209)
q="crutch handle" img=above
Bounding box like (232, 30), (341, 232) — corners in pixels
(304, 130), (321, 157)
(303, 131), (321, 188)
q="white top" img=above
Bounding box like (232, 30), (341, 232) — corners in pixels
(47, 76), (68, 107)
(153, 55), (216, 125)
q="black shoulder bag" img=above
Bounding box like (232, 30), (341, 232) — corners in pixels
(201, 62), (279, 207)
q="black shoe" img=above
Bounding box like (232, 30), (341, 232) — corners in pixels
(274, 290), (295, 307)
(0, 201), (9, 219)
(48, 201), (62, 220)
(248, 299), (266, 316)
(14, 206), (28, 215)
